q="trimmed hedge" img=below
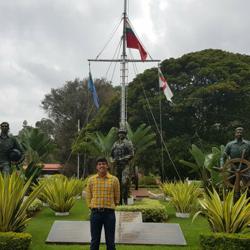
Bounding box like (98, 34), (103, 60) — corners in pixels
(139, 175), (157, 186)
(116, 198), (168, 222)
(0, 232), (32, 250)
(27, 198), (43, 217)
(200, 233), (250, 250)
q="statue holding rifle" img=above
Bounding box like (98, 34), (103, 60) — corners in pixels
(111, 128), (134, 205)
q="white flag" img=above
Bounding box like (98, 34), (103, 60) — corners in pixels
(158, 68), (173, 102)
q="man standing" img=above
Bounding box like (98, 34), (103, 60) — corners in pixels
(86, 157), (120, 250)
(223, 127), (250, 161)
(221, 127), (250, 185)
(110, 128), (134, 204)
(0, 122), (24, 174)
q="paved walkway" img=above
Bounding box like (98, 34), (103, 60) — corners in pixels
(131, 188), (149, 198)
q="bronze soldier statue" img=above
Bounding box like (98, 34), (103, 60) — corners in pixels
(221, 127), (250, 198)
(111, 128), (134, 204)
(0, 122), (24, 174)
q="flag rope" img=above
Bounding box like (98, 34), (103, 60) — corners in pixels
(96, 17), (123, 60)
(128, 54), (181, 180)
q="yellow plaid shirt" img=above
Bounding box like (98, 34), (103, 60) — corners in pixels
(86, 173), (120, 209)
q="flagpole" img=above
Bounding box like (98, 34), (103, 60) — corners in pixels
(120, 0), (127, 129)
(77, 119), (80, 178)
(82, 65), (91, 179)
(87, 0), (160, 130)
(158, 64), (165, 182)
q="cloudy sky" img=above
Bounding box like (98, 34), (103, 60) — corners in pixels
(0, 0), (249, 134)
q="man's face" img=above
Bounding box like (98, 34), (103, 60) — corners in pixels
(118, 132), (126, 140)
(0, 123), (9, 135)
(235, 129), (243, 140)
(96, 161), (108, 175)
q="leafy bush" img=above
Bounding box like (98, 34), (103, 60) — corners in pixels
(116, 198), (168, 222)
(26, 198), (43, 217)
(200, 233), (250, 250)
(139, 175), (157, 186)
(193, 189), (250, 233)
(180, 144), (224, 193)
(0, 232), (32, 250)
(0, 172), (45, 232)
(36, 175), (84, 213)
(161, 181), (202, 213)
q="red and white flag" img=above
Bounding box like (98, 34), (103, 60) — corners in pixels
(125, 20), (147, 61)
(158, 68), (173, 102)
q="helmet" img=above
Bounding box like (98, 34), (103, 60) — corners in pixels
(8, 149), (22, 162)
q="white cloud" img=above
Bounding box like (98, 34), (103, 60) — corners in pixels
(0, 0), (249, 134)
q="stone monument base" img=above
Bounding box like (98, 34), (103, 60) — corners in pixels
(46, 212), (186, 245)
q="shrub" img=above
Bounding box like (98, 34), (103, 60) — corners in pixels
(139, 175), (157, 186)
(200, 233), (250, 250)
(36, 175), (84, 213)
(26, 198), (43, 217)
(0, 172), (45, 232)
(193, 189), (250, 233)
(116, 198), (168, 222)
(161, 181), (202, 213)
(0, 232), (32, 250)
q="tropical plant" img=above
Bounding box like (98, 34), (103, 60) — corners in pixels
(126, 123), (156, 167)
(18, 127), (56, 184)
(180, 144), (224, 193)
(193, 188), (250, 233)
(127, 123), (156, 155)
(162, 181), (203, 214)
(72, 127), (117, 163)
(0, 172), (45, 232)
(36, 175), (84, 213)
(19, 127), (56, 163)
(39, 79), (117, 169)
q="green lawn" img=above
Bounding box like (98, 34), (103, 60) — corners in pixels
(26, 200), (210, 250)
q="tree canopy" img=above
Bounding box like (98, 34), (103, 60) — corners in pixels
(86, 49), (250, 179)
(34, 49), (250, 178)
(37, 78), (117, 173)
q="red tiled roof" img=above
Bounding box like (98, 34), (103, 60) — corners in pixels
(43, 163), (63, 171)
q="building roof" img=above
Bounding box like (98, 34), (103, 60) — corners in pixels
(43, 163), (63, 171)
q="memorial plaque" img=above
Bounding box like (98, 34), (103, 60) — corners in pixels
(117, 222), (186, 245)
(46, 221), (91, 243)
(46, 220), (186, 245)
(115, 211), (142, 224)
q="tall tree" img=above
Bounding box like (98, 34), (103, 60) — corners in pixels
(39, 78), (117, 174)
(86, 49), (250, 179)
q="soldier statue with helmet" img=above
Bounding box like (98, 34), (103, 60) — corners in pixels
(110, 128), (134, 204)
(0, 122), (24, 174)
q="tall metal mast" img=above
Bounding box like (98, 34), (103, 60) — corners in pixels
(120, 0), (127, 129)
(88, 0), (160, 129)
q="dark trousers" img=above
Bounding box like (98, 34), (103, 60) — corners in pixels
(90, 210), (116, 250)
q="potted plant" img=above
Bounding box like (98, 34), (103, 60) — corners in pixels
(193, 189), (250, 249)
(0, 172), (45, 249)
(193, 188), (250, 233)
(162, 181), (202, 218)
(37, 175), (83, 216)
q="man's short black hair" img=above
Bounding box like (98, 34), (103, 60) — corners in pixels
(96, 157), (108, 165)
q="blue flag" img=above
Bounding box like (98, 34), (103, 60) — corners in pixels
(88, 72), (99, 109)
